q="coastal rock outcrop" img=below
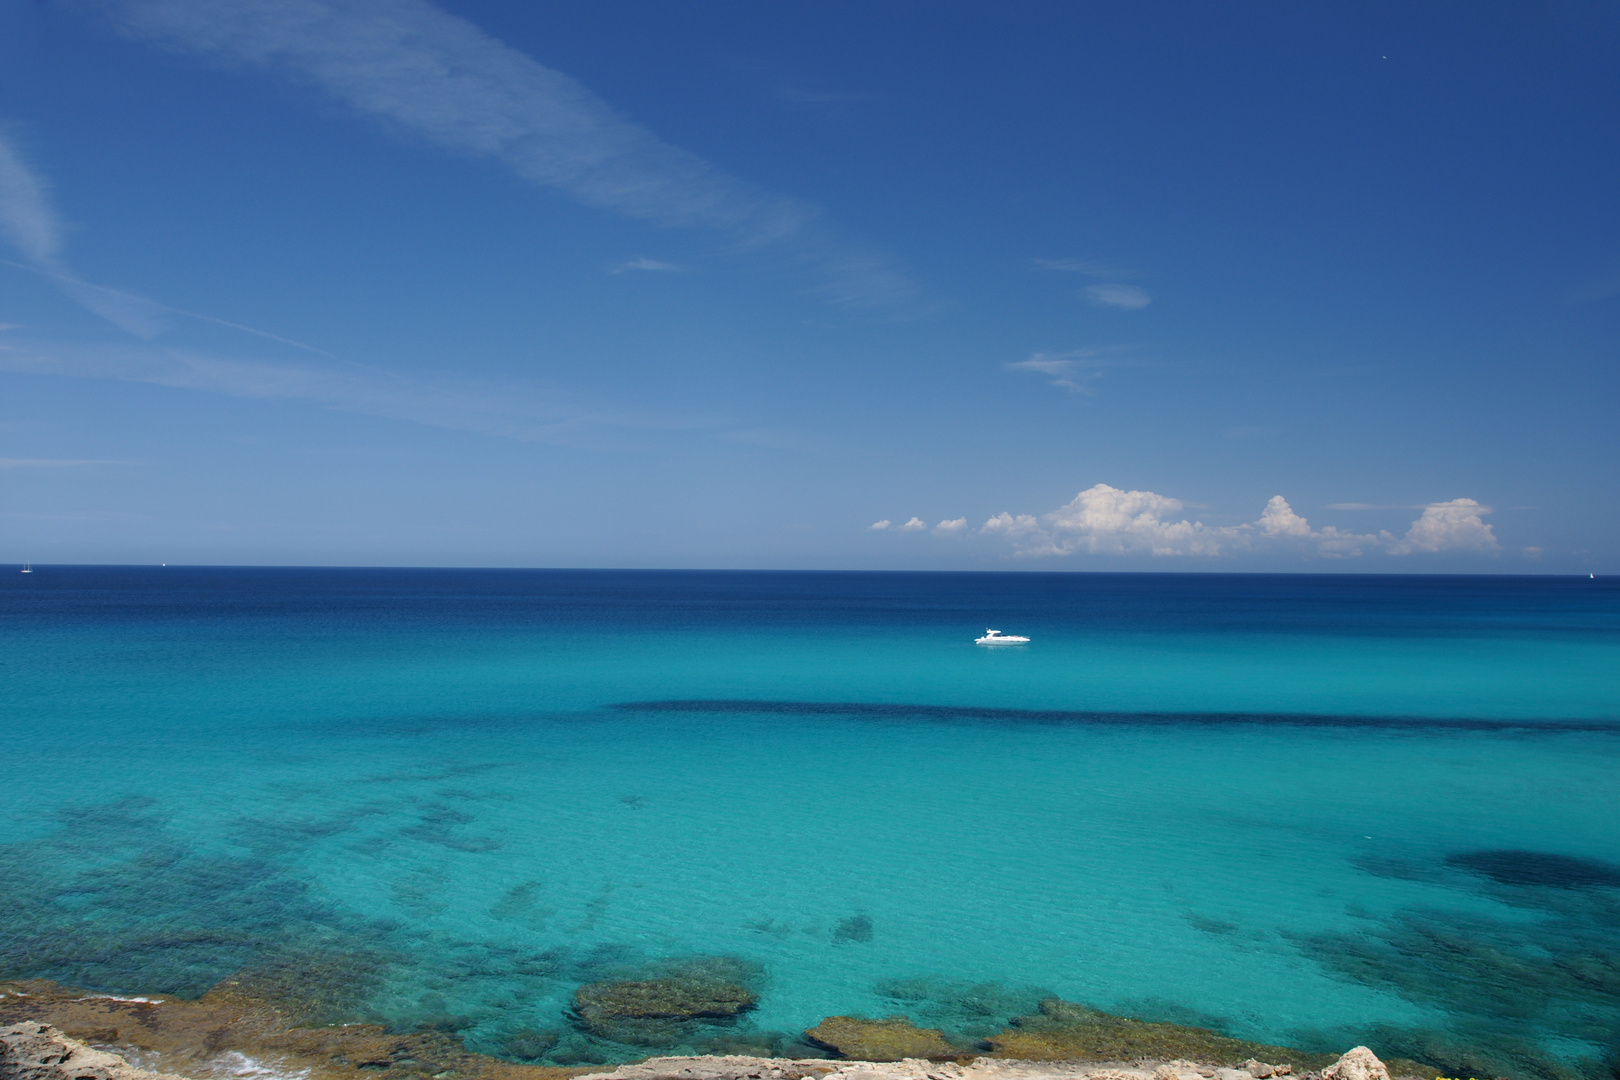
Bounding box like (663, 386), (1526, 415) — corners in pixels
(0, 1022), (191, 1080)
(1320, 1049), (1388, 1080)
(802, 1018), (959, 1062)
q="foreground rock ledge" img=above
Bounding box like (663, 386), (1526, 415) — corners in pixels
(0, 1022), (190, 1080)
(572, 1047), (1394, 1080)
(0, 1025), (1406, 1080)
(1, 1012), (1421, 1080)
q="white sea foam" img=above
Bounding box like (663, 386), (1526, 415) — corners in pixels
(201, 1052), (313, 1080)
(72, 995), (166, 1004)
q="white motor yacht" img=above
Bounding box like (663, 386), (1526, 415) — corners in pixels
(975, 628), (1029, 645)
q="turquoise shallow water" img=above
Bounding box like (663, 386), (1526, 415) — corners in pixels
(2, 569), (1618, 1076)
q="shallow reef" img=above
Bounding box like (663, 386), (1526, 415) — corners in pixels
(981, 999), (1339, 1069)
(0, 978), (583, 1080)
(6, 789), (1611, 1079)
(870, 977), (1048, 1043)
(570, 977), (757, 1045)
(1290, 846), (1620, 1080)
(803, 1016), (961, 1061)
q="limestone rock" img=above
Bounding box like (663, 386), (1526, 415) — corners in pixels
(0, 1022), (192, 1080)
(1320, 1049), (1388, 1080)
(802, 1018), (959, 1062)
(573, 1055), (840, 1080)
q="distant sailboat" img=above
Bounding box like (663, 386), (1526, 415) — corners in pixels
(20, 562), (31, 573)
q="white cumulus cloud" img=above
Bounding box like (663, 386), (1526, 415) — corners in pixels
(899, 517), (927, 532)
(980, 512), (1042, 536)
(934, 517), (967, 534)
(981, 484), (1499, 559)
(1040, 484), (1239, 556)
(868, 519), (891, 531)
(1389, 499), (1500, 554)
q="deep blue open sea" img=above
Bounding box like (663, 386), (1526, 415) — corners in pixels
(3, 568), (1618, 1076)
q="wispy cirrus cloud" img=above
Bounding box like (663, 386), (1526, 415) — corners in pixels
(1084, 283), (1152, 310)
(0, 131), (172, 337)
(611, 257), (683, 273)
(0, 139), (730, 445)
(0, 339), (711, 446)
(0, 457), (138, 468)
(775, 85), (874, 106)
(66, 0), (916, 310)
(975, 483), (1501, 558)
(1568, 272), (1620, 305)
(1032, 257), (1152, 311)
(2, 132), (343, 349)
(0, 132), (59, 266)
(1033, 257), (1133, 277)
(1005, 347), (1128, 394)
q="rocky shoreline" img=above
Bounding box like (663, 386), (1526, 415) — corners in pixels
(1, 1021), (1414, 1080)
(0, 978), (1443, 1080)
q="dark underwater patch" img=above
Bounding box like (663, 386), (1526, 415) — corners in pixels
(1293, 889), (1620, 1080)
(612, 699), (1620, 733)
(1184, 913), (1240, 936)
(869, 976), (1049, 1041)
(0, 794), (393, 1003)
(1446, 850), (1620, 889)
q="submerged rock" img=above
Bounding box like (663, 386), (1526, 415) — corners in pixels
(803, 1017), (959, 1061)
(572, 979), (757, 1045)
(832, 917), (874, 945)
(0, 1022), (190, 1080)
(497, 1028), (562, 1062)
(982, 999), (1320, 1067)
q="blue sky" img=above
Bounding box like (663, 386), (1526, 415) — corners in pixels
(1, 0), (1616, 570)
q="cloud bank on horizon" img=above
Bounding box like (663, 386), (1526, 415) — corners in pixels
(876, 484), (1501, 559)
